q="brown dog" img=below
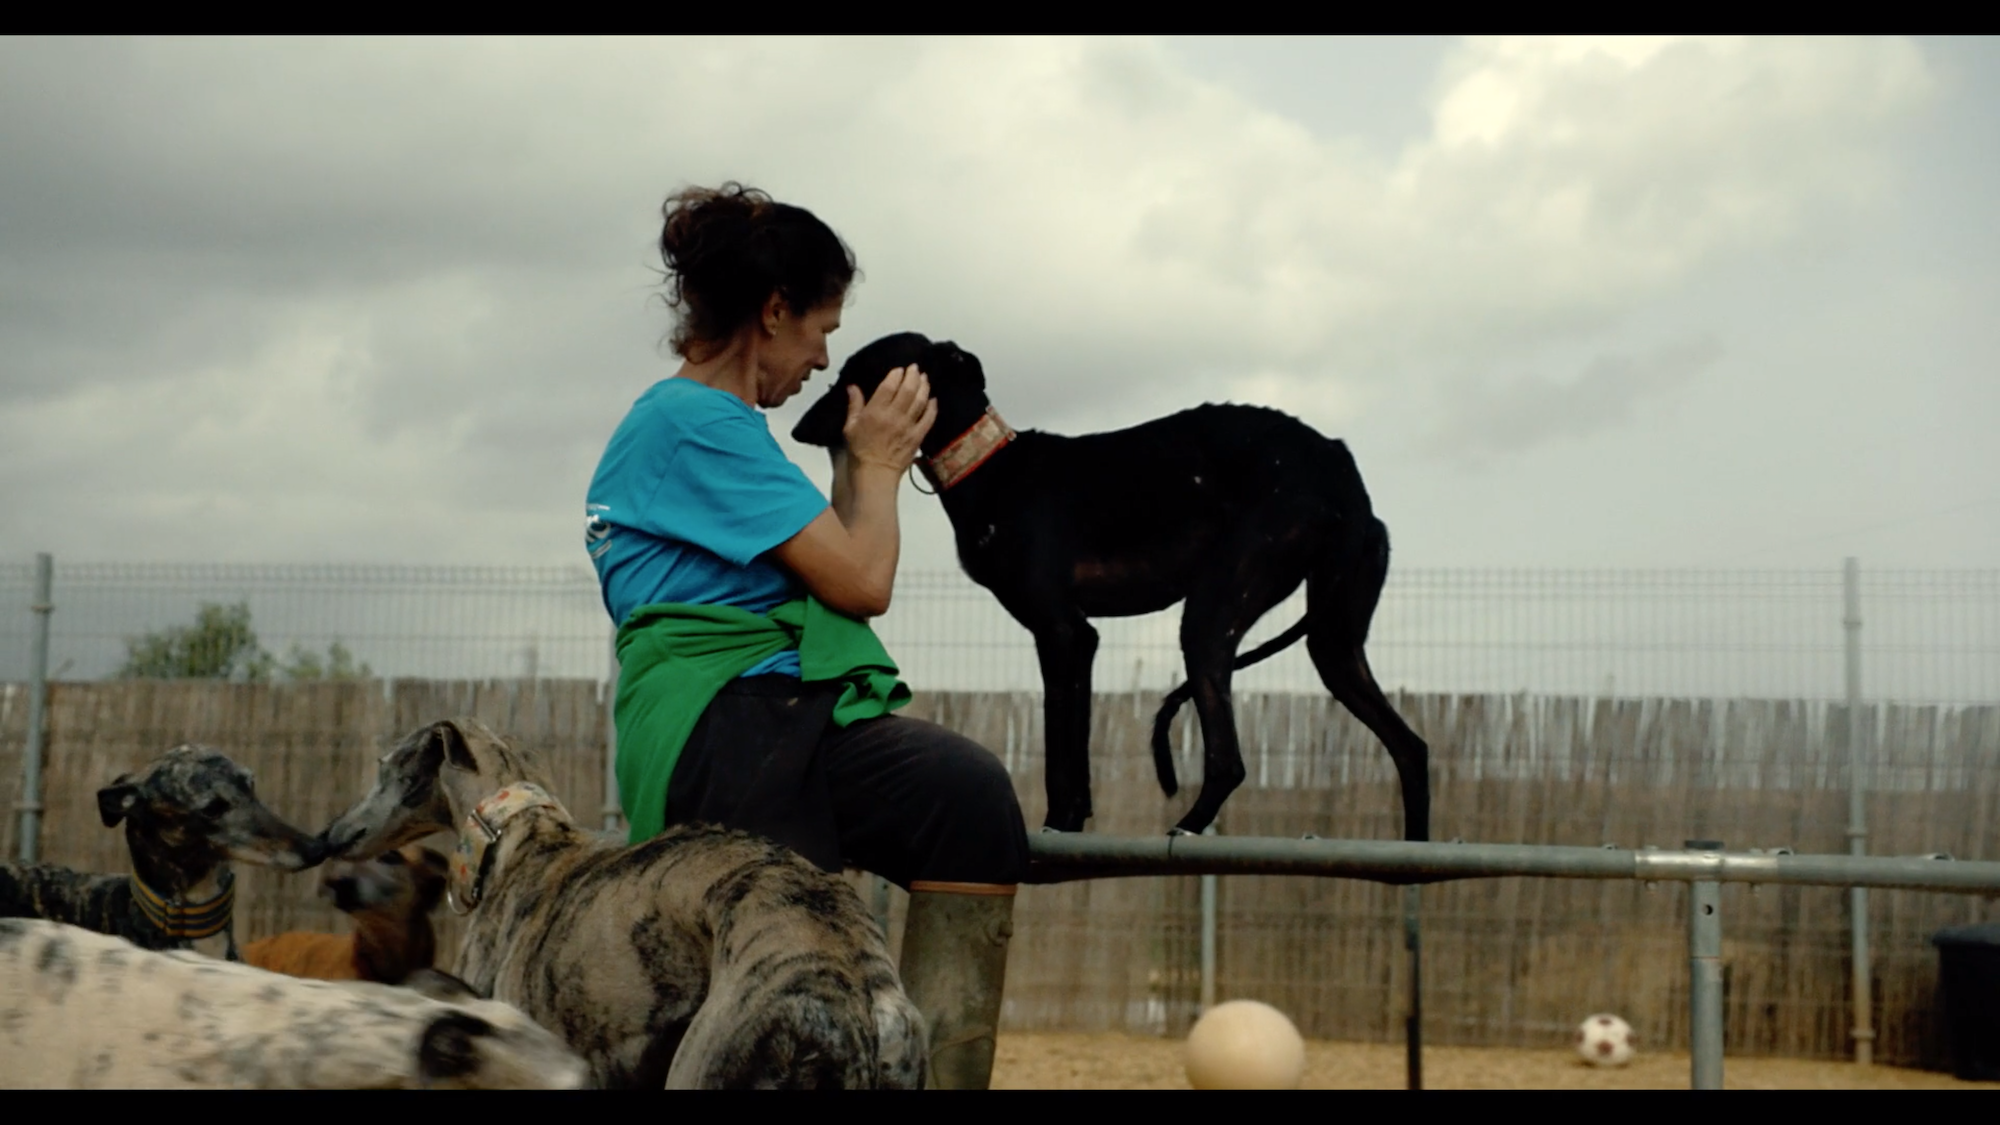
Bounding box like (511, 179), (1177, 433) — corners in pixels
(243, 844), (450, 984)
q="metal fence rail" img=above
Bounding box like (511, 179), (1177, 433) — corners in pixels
(1019, 832), (2000, 1090)
(1025, 833), (2000, 893)
(4, 558), (1995, 702)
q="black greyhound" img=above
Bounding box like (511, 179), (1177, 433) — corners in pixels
(791, 332), (1430, 841)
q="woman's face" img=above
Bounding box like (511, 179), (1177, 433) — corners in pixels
(757, 295), (843, 410)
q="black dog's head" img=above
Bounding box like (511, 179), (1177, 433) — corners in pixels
(790, 331), (992, 455)
(96, 745), (326, 880)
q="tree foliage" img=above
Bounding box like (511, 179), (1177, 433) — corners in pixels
(117, 601), (373, 682)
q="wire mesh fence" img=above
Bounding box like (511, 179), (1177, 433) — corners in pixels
(3, 558), (1995, 705)
(2, 554), (1996, 1065)
(0, 562), (613, 685)
(4, 679), (1993, 1065)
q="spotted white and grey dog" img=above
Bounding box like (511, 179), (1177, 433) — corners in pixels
(0, 917), (590, 1089)
(320, 717), (927, 1090)
(0, 745), (324, 961)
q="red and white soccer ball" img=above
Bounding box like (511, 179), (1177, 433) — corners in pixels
(1576, 1013), (1637, 1066)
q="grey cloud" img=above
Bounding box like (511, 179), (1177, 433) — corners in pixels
(0, 36), (1969, 577)
(1429, 335), (1725, 464)
(0, 39), (668, 417)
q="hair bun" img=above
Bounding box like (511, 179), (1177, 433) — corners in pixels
(655, 181), (856, 360)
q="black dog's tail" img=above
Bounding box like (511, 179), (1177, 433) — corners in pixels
(1149, 616), (1311, 798)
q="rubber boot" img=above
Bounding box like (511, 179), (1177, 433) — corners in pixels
(897, 881), (1016, 1090)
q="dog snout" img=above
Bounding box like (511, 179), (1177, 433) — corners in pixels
(267, 829), (328, 871)
(298, 834), (329, 867)
(323, 875), (362, 914)
(227, 814), (332, 871)
(319, 826), (361, 860)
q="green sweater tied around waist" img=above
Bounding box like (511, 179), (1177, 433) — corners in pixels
(612, 596), (912, 844)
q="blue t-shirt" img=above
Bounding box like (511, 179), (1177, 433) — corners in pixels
(585, 378), (831, 679)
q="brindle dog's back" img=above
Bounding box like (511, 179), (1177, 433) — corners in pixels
(0, 864), (160, 948)
(456, 819), (923, 1090)
(321, 717), (927, 1089)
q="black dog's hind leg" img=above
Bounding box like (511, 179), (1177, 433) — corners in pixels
(1150, 616), (1310, 798)
(1029, 609), (1099, 833)
(1306, 515), (1431, 843)
(1169, 507), (1319, 837)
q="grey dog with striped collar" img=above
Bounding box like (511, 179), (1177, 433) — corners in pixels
(0, 744), (324, 961)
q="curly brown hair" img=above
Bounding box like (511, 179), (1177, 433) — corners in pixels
(658, 182), (859, 360)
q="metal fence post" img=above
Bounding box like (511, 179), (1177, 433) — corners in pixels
(16, 553), (52, 865)
(603, 629), (623, 836)
(1199, 824), (1217, 1015)
(1842, 557), (1873, 1065)
(1406, 883), (1423, 1091)
(1687, 838), (1725, 1090)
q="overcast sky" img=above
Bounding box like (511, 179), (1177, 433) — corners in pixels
(2, 36), (1994, 578)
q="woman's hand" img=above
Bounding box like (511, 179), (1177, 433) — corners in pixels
(769, 366), (932, 619)
(772, 367), (932, 619)
(842, 365), (937, 474)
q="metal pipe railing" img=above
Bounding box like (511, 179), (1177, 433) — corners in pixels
(1021, 831), (2000, 1091)
(1025, 833), (2000, 894)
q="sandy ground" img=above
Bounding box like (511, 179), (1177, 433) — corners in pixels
(990, 1032), (2000, 1090)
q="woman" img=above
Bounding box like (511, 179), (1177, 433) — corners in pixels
(584, 182), (1030, 1090)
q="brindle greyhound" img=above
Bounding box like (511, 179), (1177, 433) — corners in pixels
(791, 332), (1431, 842)
(0, 745), (324, 961)
(319, 717), (927, 1090)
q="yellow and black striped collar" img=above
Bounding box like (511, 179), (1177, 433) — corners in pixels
(132, 868), (236, 942)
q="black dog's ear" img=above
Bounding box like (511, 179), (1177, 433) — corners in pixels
(791, 385), (851, 448)
(933, 341), (986, 392)
(97, 779), (139, 828)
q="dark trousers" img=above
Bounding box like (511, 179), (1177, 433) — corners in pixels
(663, 674), (1031, 888)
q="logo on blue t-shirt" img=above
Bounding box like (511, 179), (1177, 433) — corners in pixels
(585, 504), (613, 561)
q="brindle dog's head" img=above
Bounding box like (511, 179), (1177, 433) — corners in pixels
(319, 843), (450, 918)
(319, 718), (554, 862)
(95, 745), (324, 883)
(790, 331), (995, 457)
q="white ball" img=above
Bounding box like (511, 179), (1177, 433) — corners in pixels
(1183, 1000), (1307, 1090)
(1575, 1013), (1638, 1067)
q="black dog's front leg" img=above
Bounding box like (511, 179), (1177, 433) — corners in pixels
(1031, 616), (1099, 833)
